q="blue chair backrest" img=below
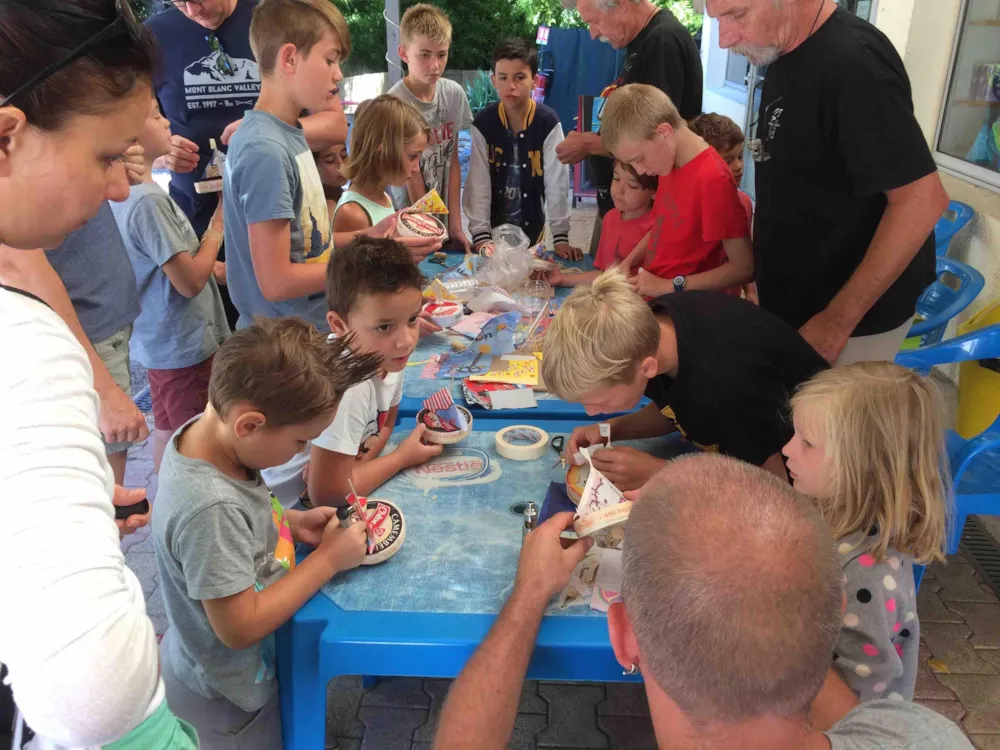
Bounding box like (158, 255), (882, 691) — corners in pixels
(908, 257), (985, 345)
(934, 201), (974, 256)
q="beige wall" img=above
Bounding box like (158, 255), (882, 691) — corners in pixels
(876, 0), (1000, 325)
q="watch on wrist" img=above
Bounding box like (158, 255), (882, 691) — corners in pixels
(672, 275), (687, 293)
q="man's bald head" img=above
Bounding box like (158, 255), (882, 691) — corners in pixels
(622, 454), (841, 724)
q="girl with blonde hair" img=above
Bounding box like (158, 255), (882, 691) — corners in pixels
(333, 95), (437, 259)
(783, 362), (950, 723)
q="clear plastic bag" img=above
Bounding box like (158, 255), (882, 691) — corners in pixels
(475, 224), (533, 291)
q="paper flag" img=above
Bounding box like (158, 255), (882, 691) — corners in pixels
(422, 387), (469, 431)
(422, 278), (457, 303)
(410, 188), (449, 214)
(467, 355), (539, 386)
(348, 490), (376, 554)
(432, 311), (520, 379)
(577, 447), (629, 517)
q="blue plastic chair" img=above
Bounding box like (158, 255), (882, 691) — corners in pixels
(896, 323), (1000, 557)
(934, 201), (974, 256)
(906, 257), (985, 346)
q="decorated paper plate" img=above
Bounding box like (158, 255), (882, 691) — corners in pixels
(422, 300), (464, 328)
(416, 405), (473, 445)
(398, 211), (446, 239)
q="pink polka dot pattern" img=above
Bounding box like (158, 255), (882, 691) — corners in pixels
(873, 682), (887, 694)
(885, 598), (897, 613)
(893, 622), (902, 633)
(858, 554), (876, 568)
(863, 644), (879, 657)
(895, 643), (904, 658)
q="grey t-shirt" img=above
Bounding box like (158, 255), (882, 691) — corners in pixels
(388, 77), (473, 209)
(109, 183), (230, 370)
(44, 202), (140, 343)
(153, 416), (296, 712)
(826, 699), (972, 749)
(223, 110), (332, 329)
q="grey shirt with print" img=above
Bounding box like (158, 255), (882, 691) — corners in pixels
(388, 77), (473, 210)
(834, 530), (919, 701)
(826, 699), (972, 749)
(152, 416), (291, 713)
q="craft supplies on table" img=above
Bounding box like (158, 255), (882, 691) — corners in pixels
(494, 425), (551, 461)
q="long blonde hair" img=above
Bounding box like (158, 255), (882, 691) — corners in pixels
(791, 362), (951, 565)
(341, 95), (429, 187)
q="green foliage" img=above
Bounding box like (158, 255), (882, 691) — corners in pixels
(134, 0), (702, 75)
(464, 69), (499, 116)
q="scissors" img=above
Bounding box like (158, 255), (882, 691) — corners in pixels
(452, 351), (487, 375)
(550, 435), (566, 469)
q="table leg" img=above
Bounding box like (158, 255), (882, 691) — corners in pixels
(277, 614), (327, 750)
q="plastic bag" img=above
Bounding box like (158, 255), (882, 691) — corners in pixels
(475, 224), (533, 291)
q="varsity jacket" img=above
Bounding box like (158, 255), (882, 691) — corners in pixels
(463, 100), (570, 248)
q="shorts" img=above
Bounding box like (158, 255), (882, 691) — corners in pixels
(147, 355), (214, 431)
(93, 325), (134, 454)
(160, 634), (282, 750)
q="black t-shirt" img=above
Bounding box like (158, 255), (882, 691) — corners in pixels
(644, 291), (828, 466)
(592, 9), (703, 198)
(753, 8), (936, 337)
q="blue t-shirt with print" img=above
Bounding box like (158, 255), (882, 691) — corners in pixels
(145, 1), (261, 236)
(223, 110), (332, 329)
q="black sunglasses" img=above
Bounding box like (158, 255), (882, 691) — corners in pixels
(0, 0), (136, 109)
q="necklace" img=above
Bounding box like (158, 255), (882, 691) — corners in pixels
(807, 0), (826, 40)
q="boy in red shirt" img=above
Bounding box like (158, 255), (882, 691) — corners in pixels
(546, 159), (655, 287)
(601, 84), (753, 298)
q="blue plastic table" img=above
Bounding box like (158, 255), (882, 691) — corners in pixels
(275, 424), (684, 750)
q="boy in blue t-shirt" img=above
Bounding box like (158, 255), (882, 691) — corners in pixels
(223, 0), (350, 329)
(109, 97), (230, 470)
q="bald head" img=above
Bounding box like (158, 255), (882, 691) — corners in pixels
(622, 454), (842, 723)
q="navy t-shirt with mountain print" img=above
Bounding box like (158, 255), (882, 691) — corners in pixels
(146, 1), (261, 236)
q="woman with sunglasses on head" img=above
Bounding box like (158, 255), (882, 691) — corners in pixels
(0, 2), (197, 748)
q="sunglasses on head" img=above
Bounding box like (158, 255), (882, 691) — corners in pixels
(0, 0), (137, 109)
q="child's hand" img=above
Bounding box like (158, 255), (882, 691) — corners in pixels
(213, 261), (227, 286)
(554, 242), (583, 261)
(319, 515), (368, 573)
(123, 143), (146, 186)
(290, 506), (337, 546)
(399, 235), (444, 261)
(417, 314), (443, 337)
(543, 268), (567, 286)
(628, 268), (670, 298)
(567, 423), (604, 460)
(448, 220), (472, 253)
(743, 282), (759, 305)
(372, 213), (398, 238)
(397, 423), (444, 467)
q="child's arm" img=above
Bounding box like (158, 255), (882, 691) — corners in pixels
(247, 219), (326, 302)
(307, 422), (443, 505)
(300, 106), (349, 152)
(544, 269), (600, 287)
(447, 148), (472, 252)
(620, 230), (652, 273)
(463, 125), (493, 251)
(160, 197), (224, 299)
(683, 236), (754, 292)
(809, 668), (862, 732)
(543, 122), (579, 260)
(202, 518), (367, 651)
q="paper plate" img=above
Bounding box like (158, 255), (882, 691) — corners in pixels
(398, 211), (446, 239)
(573, 501), (631, 549)
(416, 406), (473, 445)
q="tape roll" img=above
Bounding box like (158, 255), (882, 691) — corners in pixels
(495, 425), (550, 461)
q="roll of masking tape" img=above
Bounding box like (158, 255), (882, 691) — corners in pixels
(495, 425), (550, 461)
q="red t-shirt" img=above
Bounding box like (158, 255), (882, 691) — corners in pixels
(738, 189), (754, 227)
(594, 208), (656, 270)
(644, 148), (750, 288)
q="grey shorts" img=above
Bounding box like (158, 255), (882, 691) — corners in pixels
(93, 325), (133, 454)
(160, 637), (283, 750)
